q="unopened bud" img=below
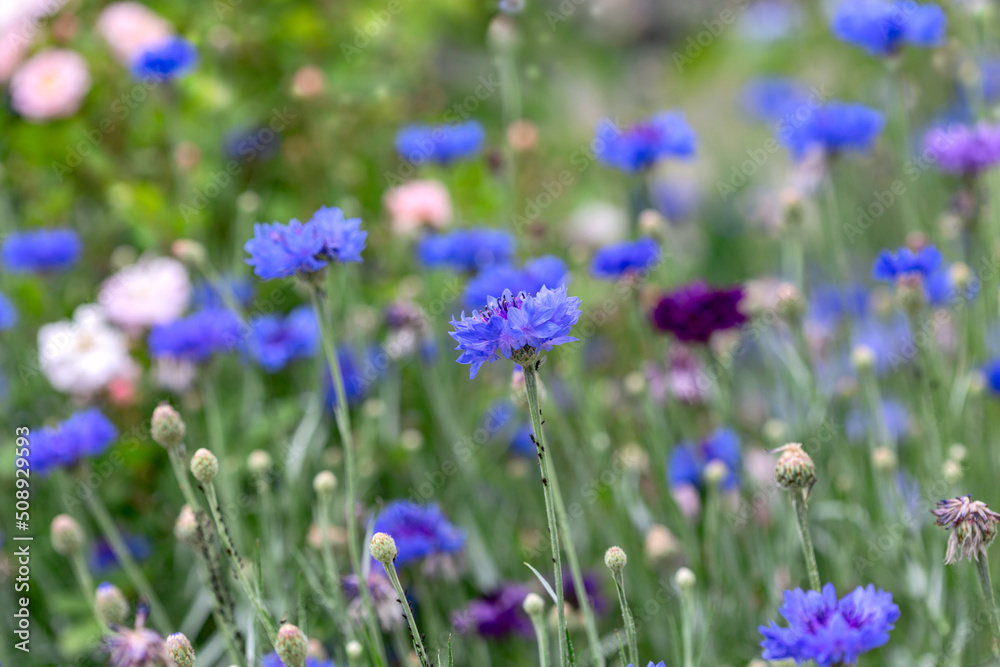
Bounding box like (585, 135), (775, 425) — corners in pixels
(674, 566), (696, 590)
(522, 591), (545, 617)
(51, 514), (84, 556)
(190, 448), (219, 484)
(275, 624), (309, 667)
(346, 640), (363, 658)
(943, 459), (963, 484)
(949, 443), (967, 463)
(95, 582), (129, 626)
(313, 470), (337, 496)
(603, 545), (627, 573)
(174, 505), (199, 545)
(151, 403), (186, 449)
(247, 449), (272, 477)
(370, 532), (398, 564)
(166, 632), (195, 667)
(871, 446), (897, 473)
(644, 524), (679, 565)
(774, 443), (816, 498)
(703, 459), (729, 487)
(851, 344), (876, 372)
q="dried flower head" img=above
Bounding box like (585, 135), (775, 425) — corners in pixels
(102, 605), (166, 667)
(931, 495), (1000, 564)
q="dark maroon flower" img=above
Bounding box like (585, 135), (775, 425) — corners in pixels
(451, 583), (533, 638)
(650, 281), (747, 343)
(563, 569), (608, 616)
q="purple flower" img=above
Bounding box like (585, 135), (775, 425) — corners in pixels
(343, 572), (403, 631)
(452, 583), (534, 638)
(923, 122), (1000, 175)
(31, 408), (118, 475)
(90, 535), (152, 574)
(148, 308), (242, 362)
(449, 286), (582, 378)
(417, 229), (515, 272)
(563, 569), (608, 616)
(590, 238), (660, 279)
(103, 606), (166, 667)
(595, 111), (696, 173)
(131, 37), (197, 81)
(262, 653), (335, 667)
(244, 207), (367, 280)
(759, 583), (900, 666)
(371, 501), (465, 568)
(779, 101), (884, 159)
(463, 255), (568, 307)
(650, 281), (746, 343)
(832, 0), (946, 56)
(246, 306), (319, 372)
(1, 228), (82, 273)
(667, 428), (741, 491)
(0, 291), (17, 330)
(396, 121), (485, 164)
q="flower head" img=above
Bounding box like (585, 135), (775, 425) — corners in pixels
(102, 606), (166, 667)
(31, 408), (118, 475)
(667, 428), (742, 492)
(932, 495), (1000, 564)
(39, 305), (137, 395)
(131, 37), (197, 81)
(245, 306), (319, 372)
(463, 255), (568, 307)
(417, 228), (515, 272)
(396, 121), (485, 164)
(650, 281), (746, 343)
(832, 0), (946, 56)
(779, 101), (884, 160)
(99, 255), (191, 330)
(742, 78), (813, 124)
(759, 583), (900, 666)
(595, 112), (696, 173)
(89, 534), (151, 573)
(97, 2), (173, 64)
(590, 238), (660, 279)
(371, 501), (465, 571)
(923, 122), (1000, 176)
(262, 652), (334, 667)
(452, 583), (534, 638)
(10, 49), (91, 122)
(245, 207), (366, 280)
(192, 276), (255, 309)
(148, 308), (241, 363)
(384, 179), (453, 234)
(2, 228), (82, 273)
(0, 291), (18, 330)
(449, 286), (582, 378)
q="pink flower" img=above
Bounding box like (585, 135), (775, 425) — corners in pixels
(96, 1), (172, 64)
(0, 0), (69, 82)
(384, 180), (453, 234)
(98, 255), (191, 331)
(10, 49), (90, 122)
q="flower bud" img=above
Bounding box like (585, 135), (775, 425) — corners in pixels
(275, 624), (309, 667)
(370, 532), (398, 564)
(51, 514), (84, 556)
(95, 582), (129, 626)
(166, 632), (196, 667)
(171, 239), (207, 265)
(850, 344), (876, 372)
(174, 505), (199, 545)
(313, 470), (337, 496)
(151, 403), (186, 449)
(674, 566), (696, 590)
(949, 443), (967, 463)
(703, 459), (729, 487)
(522, 592), (545, 617)
(774, 443), (816, 498)
(603, 546), (627, 573)
(942, 459), (962, 484)
(871, 446), (897, 473)
(346, 640), (363, 659)
(644, 524), (680, 566)
(247, 449), (272, 477)
(190, 448), (219, 484)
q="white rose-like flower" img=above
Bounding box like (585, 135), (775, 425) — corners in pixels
(38, 305), (138, 395)
(98, 255), (191, 330)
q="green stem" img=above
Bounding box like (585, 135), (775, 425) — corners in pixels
(975, 556), (1000, 659)
(70, 552), (104, 631)
(384, 560), (431, 667)
(522, 364), (569, 667)
(612, 572), (638, 667)
(791, 492), (822, 592)
(82, 490), (170, 631)
(317, 496), (354, 639)
(529, 612), (550, 667)
(680, 583), (694, 667)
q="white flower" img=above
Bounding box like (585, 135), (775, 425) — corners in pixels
(98, 255), (191, 330)
(153, 357), (197, 394)
(38, 304), (137, 395)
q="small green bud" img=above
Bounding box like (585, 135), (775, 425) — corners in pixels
(151, 403), (186, 449)
(190, 448), (219, 484)
(522, 592), (545, 617)
(275, 624), (309, 667)
(313, 470), (337, 496)
(166, 632), (195, 667)
(603, 545), (627, 573)
(774, 443), (816, 498)
(51, 514), (84, 556)
(346, 640), (363, 658)
(674, 566), (696, 590)
(247, 449), (272, 477)
(174, 505), (199, 545)
(370, 532), (398, 564)
(95, 582), (129, 626)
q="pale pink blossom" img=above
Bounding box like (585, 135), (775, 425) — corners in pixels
(153, 357), (197, 394)
(10, 49), (90, 122)
(0, 0), (68, 81)
(96, 1), (172, 64)
(384, 180), (453, 234)
(98, 255), (191, 331)
(38, 305), (138, 396)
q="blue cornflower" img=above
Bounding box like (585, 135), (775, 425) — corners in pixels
(872, 245), (942, 281)
(90, 535), (152, 574)
(627, 663), (666, 667)
(667, 428), (741, 491)
(324, 346), (380, 410)
(0, 292), (17, 330)
(832, 0), (946, 56)
(847, 398), (910, 443)
(759, 583), (900, 666)
(417, 228), (515, 272)
(510, 422), (537, 457)
(742, 78), (812, 123)
(595, 111), (696, 172)
(148, 308), (242, 362)
(262, 653), (334, 667)
(31, 408), (118, 475)
(449, 286), (582, 379)
(131, 37), (198, 81)
(590, 238), (660, 279)
(983, 359), (1000, 395)
(808, 283), (869, 327)
(371, 501), (465, 568)
(780, 101), (884, 159)
(245, 306), (319, 372)
(1, 228), (82, 273)
(396, 121), (485, 165)
(191, 277), (255, 309)
(463, 255), (568, 307)
(245, 207), (367, 280)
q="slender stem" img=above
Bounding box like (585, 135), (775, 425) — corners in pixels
(82, 490), (170, 631)
(522, 364), (569, 667)
(529, 612), (550, 667)
(308, 283), (388, 665)
(975, 556), (1000, 658)
(384, 560), (430, 667)
(317, 497), (353, 638)
(70, 552), (104, 630)
(680, 583), (694, 667)
(202, 480), (278, 644)
(791, 491), (822, 592)
(612, 572), (638, 666)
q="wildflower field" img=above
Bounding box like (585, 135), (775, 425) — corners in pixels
(6, 0), (1000, 665)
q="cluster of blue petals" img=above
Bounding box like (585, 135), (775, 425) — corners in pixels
(246, 306), (319, 372)
(32, 408), (118, 475)
(463, 255), (568, 307)
(417, 229), (515, 272)
(131, 37), (198, 81)
(245, 206), (366, 280)
(594, 111), (696, 172)
(396, 121), (485, 164)
(590, 238), (660, 279)
(779, 101), (884, 159)
(371, 501), (466, 567)
(667, 428), (741, 491)
(148, 308), (242, 362)
(832, 0), (946, 56)
(2, 228), (82, 273)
